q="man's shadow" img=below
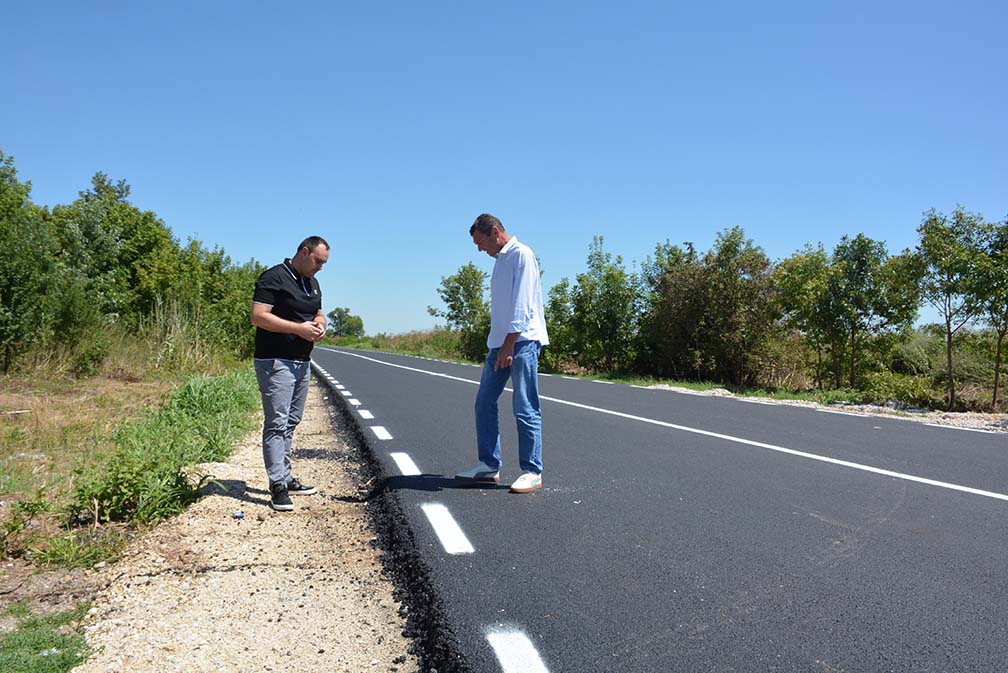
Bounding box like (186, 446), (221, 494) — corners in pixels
(199, 479), (270, 507)
(332, 474), (508, 503)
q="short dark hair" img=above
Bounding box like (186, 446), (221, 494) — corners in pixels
(470, 213), (505, 236)
(296, 236), (329, 254)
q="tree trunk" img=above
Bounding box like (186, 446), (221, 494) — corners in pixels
(848, 326), (858, 389)
(994, 326), (1006, 409)
(945, 316), (956, 410)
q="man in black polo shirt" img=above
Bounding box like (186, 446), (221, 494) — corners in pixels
(251, 236), (329, 511)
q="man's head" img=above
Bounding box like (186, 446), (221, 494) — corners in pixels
(470, 213), (510, 258)
(292, 236), (330, 277)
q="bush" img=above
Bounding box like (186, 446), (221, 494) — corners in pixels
(890, 341), (931, 375)
(862, 371), (935, 407)
(69, 369), (259, 525)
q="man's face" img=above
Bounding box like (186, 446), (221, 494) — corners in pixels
(299, 245), (329, 277)
(472, 228), (501, 257)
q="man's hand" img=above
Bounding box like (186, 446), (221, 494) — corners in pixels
(300, 321), (325, 342)
(494, 333), (519, 371)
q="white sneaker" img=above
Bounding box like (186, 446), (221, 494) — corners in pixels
(454, 462), (500, 483)
(509, 471), (542, 493)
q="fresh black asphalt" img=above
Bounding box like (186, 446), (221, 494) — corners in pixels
(311, 346), (1008, 673)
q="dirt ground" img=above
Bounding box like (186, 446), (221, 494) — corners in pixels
(56, 381), (421, 673)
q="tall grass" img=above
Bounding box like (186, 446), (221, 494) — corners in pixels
(328, 329), (465, 361)
(68, 368), (260, 525)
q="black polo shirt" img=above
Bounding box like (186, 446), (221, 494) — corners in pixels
(253, 259), (323, 361)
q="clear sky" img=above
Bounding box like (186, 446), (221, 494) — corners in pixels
(4, 1), (1005, 333)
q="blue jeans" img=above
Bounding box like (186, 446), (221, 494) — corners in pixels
(474, 340), (543, 474)
(254, 358), (311, 487)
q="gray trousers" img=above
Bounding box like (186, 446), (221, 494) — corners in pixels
(254, 358), (311, 487)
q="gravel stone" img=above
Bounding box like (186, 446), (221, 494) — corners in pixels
(72, 382), (420, 673)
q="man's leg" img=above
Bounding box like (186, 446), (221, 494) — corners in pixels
(282, 360), (312, 478)
(511, 341), (543, 474)
(474, 348), (509, 470)
(254, 359), (296, 487)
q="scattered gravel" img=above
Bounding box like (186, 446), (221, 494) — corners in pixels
(72, 382), (420, 673)
(647, 384), (1008, 433)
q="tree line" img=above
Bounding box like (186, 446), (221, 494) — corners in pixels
(431, 211), (1008, 411)
(0, 150), (264, 375)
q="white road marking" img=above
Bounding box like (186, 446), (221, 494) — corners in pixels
(358, 410), (374, 419)
(485, 628), (550, 673)
(341, 391), (352, 397)
(817, 409), (868, 417)
(421, 503), (474, 554)
(924, 423), (999, 434)
(349, 398), (361, 406)
(336, 384), (346, 390)
(324, 349), (1008, 503)
(371, 426), (392, 440)
(390, 452), (421, 476)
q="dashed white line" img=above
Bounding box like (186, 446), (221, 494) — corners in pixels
(421, 503), (474, 555)
(335, 384), (345, 389)
(371, 426), (393, 440)
(341, 391), (352, 397)
(358, 410), (374, 419)
(389, 452), (421, 476)
(485, 628), (550, 673)
(349, 398), (361, 406)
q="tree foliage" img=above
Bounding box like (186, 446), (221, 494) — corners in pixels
(327, 307), (365, 338)
(428, 262), (490, 360)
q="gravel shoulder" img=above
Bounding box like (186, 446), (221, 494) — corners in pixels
(648, 384), (1008, 432)
(71, 381), (420, 673)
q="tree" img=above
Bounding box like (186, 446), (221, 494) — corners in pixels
(541, 277), (574, 371)
(776, 245), (841, 389)
(978, 218), (1008, 407)
(916, 207), (986, 409)
(569, 236), (639, 372)
(697, 227), (777, 385)
(428, 262), (490, 360)
(636, 241), (704, 379)
(830, 235), (921, 388)
(0, 151), (55, 371)
(327, 307), (365, 338)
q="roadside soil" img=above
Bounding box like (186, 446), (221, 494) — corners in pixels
(66, 381), (421, 673)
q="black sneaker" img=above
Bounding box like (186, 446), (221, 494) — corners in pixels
(270, 482), (294, 511)
(287, 477), (317, 496)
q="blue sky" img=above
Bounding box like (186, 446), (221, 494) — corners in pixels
(4, 1), (1005, 333)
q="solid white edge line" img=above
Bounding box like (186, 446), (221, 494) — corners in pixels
(389, 452), (421, 476)
(923, 423), (999, 434)
(485, 628), (550, 673)
(371, 426), (393, 440)
(358, 410), (374, 419)
(324, 348), (1008, 503)
(421, 503), (474, 555)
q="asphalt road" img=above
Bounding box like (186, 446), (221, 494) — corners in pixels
(311, 346), (1008, 673)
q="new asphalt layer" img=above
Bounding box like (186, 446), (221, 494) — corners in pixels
(311, 347), (1008, 673)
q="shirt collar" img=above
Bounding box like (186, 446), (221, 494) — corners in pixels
(498, 236), (518, 255)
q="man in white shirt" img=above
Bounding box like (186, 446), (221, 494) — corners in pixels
(455, 214), (549, 493)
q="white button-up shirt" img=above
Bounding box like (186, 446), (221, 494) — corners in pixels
(488, 237), (549, 349)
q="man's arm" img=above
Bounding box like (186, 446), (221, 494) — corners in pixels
(251, 303), (325, 342)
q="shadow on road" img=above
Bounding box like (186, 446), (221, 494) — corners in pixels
(332, 474), (508, 502)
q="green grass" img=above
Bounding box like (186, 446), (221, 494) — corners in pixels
(0, 602), (91, 673)
(68, 368), (260, 526)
